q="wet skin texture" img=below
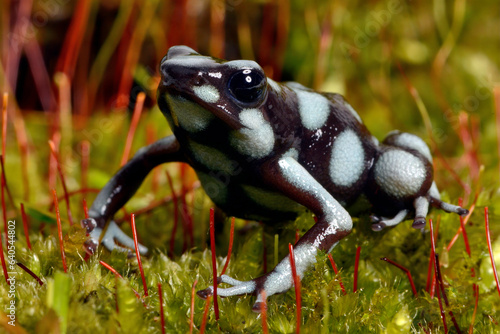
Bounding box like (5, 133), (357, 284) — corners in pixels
(81, 45), (468, 312)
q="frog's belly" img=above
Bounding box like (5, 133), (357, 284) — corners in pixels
(195, 171), (302, 222)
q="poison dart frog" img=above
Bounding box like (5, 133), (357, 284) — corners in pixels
(81, 45), (468, 311)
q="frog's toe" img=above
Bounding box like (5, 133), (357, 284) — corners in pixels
(371, 209), (408, 231)
(412, 196), (429, 229)
(89, 221), (149, 255)
(197, 275), (257, 299)
(251, 292), (268, 313)
(430, 196), (469, 216)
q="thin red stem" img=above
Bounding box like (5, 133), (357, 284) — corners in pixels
(458, 198), (471, 256)
(100, 260), (124, 279)
(434, 277), (448, 333)
(260, 290), (269, 334)
(83, 199), (89, 220)
(80, 140), (90, 195)
(131, 214), (148, 297)
(166, 171), (179, 256)
(16, 262), (43, 286)
(220, 217), (235, 276)
(434, 255), (461, 333)
(52, 189), (67, 273)
(469, 284), (479, 333)
(200, 295), (212, 334)
(327, 254), (347, 295)
(1, 166), (7, 239)
(381, 257), (417, 297)
(209, 208), (219, 320)
(0, 158), (7, 283)
(120, 92), (145, 167)
(353, 246), (361, 293)
(190, 279), (198, 334)
(20, 203), (32, 250)
(99, 260), (142, 300)
(289, 243), (301, 334)
(262, 228), (267, 273)
(1, 93), (6, 158)
(48, 140), (74, 225)
(426, 246), (435, 294)
(485, 207), (500, 299)
(158, 283), (165, 334)
(447, 196), (477, 252)
(0, 155), (14, 215)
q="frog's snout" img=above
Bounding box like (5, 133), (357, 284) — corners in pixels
(166, 45), (198, 60)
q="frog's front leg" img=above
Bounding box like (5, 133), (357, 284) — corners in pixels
(197, 154), (352, 311)
(81, 135), (185, 255)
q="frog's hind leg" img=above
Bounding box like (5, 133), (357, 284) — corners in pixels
(370, 209), (408, 231)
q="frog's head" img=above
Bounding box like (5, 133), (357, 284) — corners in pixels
(158, 45), (268, 130)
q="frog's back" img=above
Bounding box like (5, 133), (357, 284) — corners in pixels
(281, 83), (378, 206)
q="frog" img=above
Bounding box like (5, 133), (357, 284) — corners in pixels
(81, 45), (468, 311)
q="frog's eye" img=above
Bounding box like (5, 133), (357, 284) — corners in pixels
(227, 69), (266, 105)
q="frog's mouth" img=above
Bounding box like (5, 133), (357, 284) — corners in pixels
(159, 46), (243, 130)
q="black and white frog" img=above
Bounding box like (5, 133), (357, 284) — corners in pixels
(82, 45), (468, 311)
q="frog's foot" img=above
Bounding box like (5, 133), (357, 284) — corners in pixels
(197, 271), (282, 313)
(81, 219), (148, 256)
(197, 275), (267, 312)
(371, 209), (408, 231)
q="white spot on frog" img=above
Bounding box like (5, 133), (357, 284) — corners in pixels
(193, 84), (220, 103)
(329, 130), (365, 187)
(374, 150), (426, 198)
(188, 141), (237, 175)
(294, 90), (330, 130)
(167, 95), (214, 132)
(230, 108), (275, 159)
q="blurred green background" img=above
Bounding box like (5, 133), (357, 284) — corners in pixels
(0, 0), (499, 332)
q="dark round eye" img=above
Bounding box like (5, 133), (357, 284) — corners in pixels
(227, 69), (266, 104)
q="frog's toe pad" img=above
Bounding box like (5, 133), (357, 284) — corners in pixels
(196, 287), (213, 300)
(412, 216), (426, 229)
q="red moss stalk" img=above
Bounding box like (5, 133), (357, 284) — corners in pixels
(469, 284), (479, 333)
(166, 171), (179, 256)
(52, 189), (67, 273)
(120, 92), (145, 167)
(99, 260), (141, 300)
(20, 203), (32, 250)
(381, 257), (417, 297)
(209, 208), (219, 320)
(16, 262), (43, 286)
(0, 177), (8, 283)
(289, 243), (302, 334)
(1, 168), (7, 239)
(2, 93), (7, 158)
(80, 140), (90, 196)
(220, 217), (235, 276)
(48, 140), (74, 225)
(260, 290), (269, 334)
(353, 246), (362, 293)
(158, 283), (165, 334)
(200, 295), (212, 334)
(131, 214), (148, 297)
(485, 207), (500, 299)
(327, 254), (347, 295)
(190, 279), (198, 334)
